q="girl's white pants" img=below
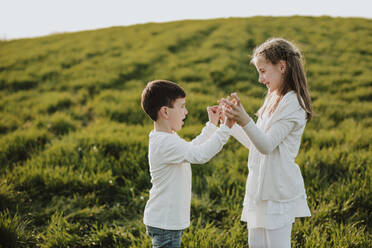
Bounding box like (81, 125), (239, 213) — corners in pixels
(248, 223), (292, 248)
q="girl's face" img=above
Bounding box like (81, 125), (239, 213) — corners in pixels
(253, 55), (285, 94)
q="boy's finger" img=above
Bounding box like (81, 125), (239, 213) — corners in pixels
(224, 112), (234, 119)
(225, 108), (234, 115)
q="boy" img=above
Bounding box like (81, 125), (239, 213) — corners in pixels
(141, 80), (234, 247)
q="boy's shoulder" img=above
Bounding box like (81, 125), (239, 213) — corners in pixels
(149, 131), (188, 157)
(149, 131), (185, 147)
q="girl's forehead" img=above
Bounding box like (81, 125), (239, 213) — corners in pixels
(254, 55), (269, 67)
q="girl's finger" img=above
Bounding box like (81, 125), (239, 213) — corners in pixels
(225, 108), (235, 116)
(221, 99), (233, 107)
(223, 99), (239, 111)
(231, 93), (241, 106)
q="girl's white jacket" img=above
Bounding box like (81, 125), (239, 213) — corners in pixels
(232, 90), (308, 203)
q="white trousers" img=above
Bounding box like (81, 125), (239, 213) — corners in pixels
(248, 223), (292, 248)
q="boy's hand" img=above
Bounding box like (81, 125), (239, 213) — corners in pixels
(224, 115), (235, 128)
(223, 104), (236, 128)
(207, 105), (222, 126)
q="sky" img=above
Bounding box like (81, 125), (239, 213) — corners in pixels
(1, 0), (371, 40)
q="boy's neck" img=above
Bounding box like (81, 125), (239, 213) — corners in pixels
(154, 120), (173, 133)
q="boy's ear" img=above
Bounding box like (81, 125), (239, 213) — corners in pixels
(158, 106), (169, 120)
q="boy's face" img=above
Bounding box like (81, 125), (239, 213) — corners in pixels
(168, 97), (188, 132)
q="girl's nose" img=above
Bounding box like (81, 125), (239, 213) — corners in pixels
(258, 75), (264, 83)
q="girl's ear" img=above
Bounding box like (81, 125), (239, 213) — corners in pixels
(279, 60), (287, 74)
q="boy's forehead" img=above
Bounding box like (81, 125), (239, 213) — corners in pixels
(175, 97), (186, 105)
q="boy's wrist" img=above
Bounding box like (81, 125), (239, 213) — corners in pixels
(206, 121), (218, 130)
(210, 120), (218, 127)
(219, 124), (232, 134)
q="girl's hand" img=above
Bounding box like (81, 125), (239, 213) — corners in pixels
(207, 105), (222, 126)
(217, 98), (235, 128)
(221, 93), (251, 127)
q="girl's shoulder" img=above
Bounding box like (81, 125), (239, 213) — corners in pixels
(273, 91), (306, 123)
(282, 90), (296, 102)
(280, 91), (303, 109)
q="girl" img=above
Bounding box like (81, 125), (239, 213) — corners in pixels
(221, 38), (313, 248)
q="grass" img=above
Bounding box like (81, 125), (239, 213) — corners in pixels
(0, 16), (371, 247)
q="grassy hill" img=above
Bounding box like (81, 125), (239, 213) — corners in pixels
(0, 16), (371, 247)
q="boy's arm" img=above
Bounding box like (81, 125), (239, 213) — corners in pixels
(190, 105), (220, 145)
(190, 122), (218, 145)
(162, 125), (231, 165)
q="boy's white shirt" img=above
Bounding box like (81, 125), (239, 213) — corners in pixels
(143, 122), (231, 230)
(231, 90), (308, 202)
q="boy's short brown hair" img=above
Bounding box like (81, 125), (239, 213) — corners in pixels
(141, 80), (186, 121)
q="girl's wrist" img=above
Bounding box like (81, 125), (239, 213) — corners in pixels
(240, 115), (251, 127)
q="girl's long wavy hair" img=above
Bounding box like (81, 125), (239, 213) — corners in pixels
(251, 38), (313, 120)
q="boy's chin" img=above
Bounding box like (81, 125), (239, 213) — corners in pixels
(171, 125), (182, 132)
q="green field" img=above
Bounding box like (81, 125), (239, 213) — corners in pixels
(0, 16), (371, 247)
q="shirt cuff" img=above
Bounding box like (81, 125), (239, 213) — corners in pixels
(242, 118), (255, 133)
(219, 124), (232, 134)
(206, 121), (218, 131)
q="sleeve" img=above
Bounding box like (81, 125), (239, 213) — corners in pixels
(230, 123), (251, 149)
(161, 125), (231, 164)
(191, 121), (218, 145)
(242, 118), (295, 155)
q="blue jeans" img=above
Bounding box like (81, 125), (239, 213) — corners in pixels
(146, 225), (184, 248)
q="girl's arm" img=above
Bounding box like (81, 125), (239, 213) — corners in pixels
(241, 119), (294, 154)
(230, 123), (251, 149)
(222, 93), (294, 154)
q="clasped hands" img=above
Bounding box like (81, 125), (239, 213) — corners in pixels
(207, 93), (251, 128)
